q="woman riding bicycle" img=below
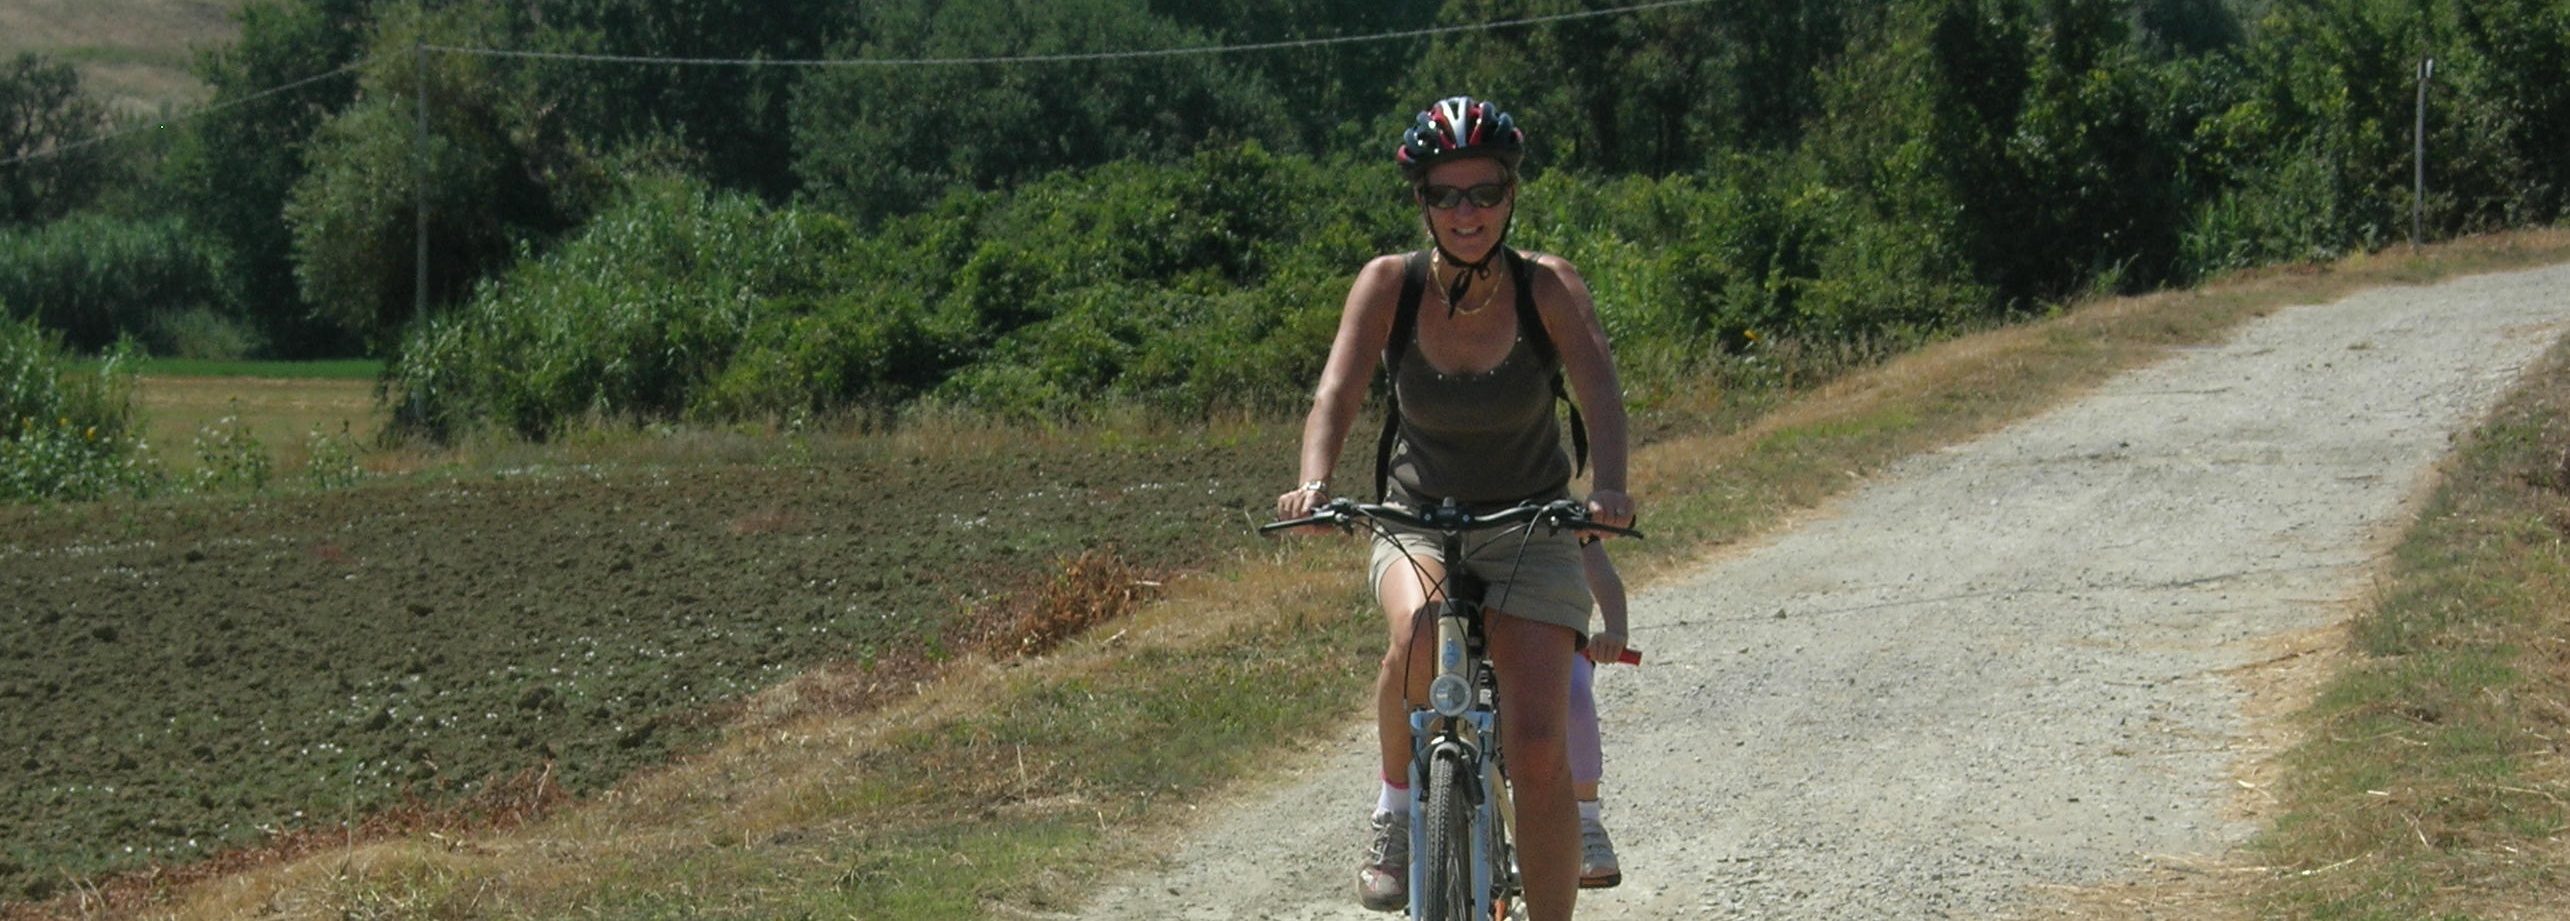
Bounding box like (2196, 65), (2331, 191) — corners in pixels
(1273, 96), (1635, 921)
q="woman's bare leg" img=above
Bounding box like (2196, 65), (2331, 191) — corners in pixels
(1373, 556), (1443, 795)
(1487, 609), (1579, 921)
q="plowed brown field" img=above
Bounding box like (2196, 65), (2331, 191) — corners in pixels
(0, 429), (1285, 905)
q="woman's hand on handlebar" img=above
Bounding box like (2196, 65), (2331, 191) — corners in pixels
(1272, 481), (1335, 534)
(1585, 488), (1638, 536)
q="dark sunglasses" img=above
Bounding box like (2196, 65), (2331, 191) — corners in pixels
(1418, 182), (1512, 210)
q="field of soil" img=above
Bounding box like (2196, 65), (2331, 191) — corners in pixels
(0, 431), (1284, 904)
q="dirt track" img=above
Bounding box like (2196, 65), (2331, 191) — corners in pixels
(1058, 262), (2570, 920)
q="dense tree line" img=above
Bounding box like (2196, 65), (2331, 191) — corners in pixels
(2, 0), (2565, 437)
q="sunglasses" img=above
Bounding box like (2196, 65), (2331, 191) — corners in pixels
(1418, 182), (1513, 210)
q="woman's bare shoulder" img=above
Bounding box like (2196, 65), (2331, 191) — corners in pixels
(1515, 251), (1594, 310)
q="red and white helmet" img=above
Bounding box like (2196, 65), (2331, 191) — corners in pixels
(1395, 96), (1525, 181)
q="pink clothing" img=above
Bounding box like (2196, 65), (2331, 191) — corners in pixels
(1570, 654), (1602, 785)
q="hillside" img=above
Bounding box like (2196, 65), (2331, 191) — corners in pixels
(0, 0), (242, 113)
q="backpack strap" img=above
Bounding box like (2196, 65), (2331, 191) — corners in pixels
(1374, 250), (1433, 501)
(1505, 250), (1588, 479)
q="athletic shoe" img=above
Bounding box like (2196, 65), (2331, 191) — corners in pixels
(1358, 810), (1408, 911)
(1578, 815), (1622, 889)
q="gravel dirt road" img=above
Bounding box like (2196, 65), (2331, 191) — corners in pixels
(1059, 262), (2570, 921)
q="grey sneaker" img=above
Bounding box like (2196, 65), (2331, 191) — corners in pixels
(1358, 810), (1408, 911)
(1578, 815), (1622, 889)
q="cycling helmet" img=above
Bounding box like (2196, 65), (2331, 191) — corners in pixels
(1395, 96), (1525, 181)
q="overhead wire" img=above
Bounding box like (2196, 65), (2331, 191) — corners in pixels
(6, 0), (1715, 166)
(0, 60), (372, 168)
(423, 0), (1717, 67)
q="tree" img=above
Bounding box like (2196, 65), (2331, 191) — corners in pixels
(165, 0), (378, 356)
(286, 5), (607, 348)
(1404, 0), (1858, 175)
(0, 53), (114, 227)
(1143, 0), (1440, 152)
(511, 0), (858, 201)
(791, 0), (1291, 223)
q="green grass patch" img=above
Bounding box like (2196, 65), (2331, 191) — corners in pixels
(124, 358), (383, 380)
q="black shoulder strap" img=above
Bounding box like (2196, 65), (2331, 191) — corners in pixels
(1507, 251), (1588, 478)
(1374, 250), (1433, 501)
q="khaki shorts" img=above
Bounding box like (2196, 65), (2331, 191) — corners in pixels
(1368, 516), (1593, 636)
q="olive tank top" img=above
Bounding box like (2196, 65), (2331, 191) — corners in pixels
(1386, 320), (1573, 507)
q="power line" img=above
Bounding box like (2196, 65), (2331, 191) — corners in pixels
(0, 60), (371, 168)
(425, 0), (1717, 67)
(7, 0), (1713, 168)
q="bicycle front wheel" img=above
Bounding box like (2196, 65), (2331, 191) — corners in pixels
(1418, 751), (1477, 921)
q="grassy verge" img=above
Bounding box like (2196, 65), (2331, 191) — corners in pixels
(102, 230), (2570, 920)
(124, 362), (383, 482)
(124, 359), (383, 380)
(2242, 300), (2570, 917)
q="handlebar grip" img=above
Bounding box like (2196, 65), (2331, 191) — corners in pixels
(1617, 648), (1642, 666)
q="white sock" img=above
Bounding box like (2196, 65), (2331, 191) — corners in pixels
(1378, 780), (1411, 816)
(1578, 799), (1604, 822)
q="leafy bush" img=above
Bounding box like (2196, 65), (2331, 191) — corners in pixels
(151, 308), (266, 361)
(394, 143), (1412, 436)
(302, 422), (365, 489)
(0, 213), (240, 353)
(388, 174), (858, 439)
(190, 402), (274, 493)
(918, 144), (1409, 418)
(0, 312), (160, 502)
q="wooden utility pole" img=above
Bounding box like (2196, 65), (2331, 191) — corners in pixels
(414, 36), (430, 324)
(2413, 56), (2433, 252)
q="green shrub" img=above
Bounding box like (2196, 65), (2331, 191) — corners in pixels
(190, 402), (272, 493)
(302, 422), (365, 490)
(387, 174), (857, 439)
(0, 312), (161, 502)
(151, 308), (265, 361)
(0, 213), (239, 353)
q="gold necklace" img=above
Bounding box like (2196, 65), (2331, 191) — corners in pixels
(1432, 250), (1503, 317)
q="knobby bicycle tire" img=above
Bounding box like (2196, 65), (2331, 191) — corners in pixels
(1418, 751), (1478, 921)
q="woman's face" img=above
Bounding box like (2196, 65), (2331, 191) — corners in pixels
(1418, 157), (1514, 264)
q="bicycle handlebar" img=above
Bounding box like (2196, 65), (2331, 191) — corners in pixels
(1263, 498), (1647, 666)
(1258, 497), (1645, 540)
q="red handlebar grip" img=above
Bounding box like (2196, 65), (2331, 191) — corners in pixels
(1617, 648), (1642, 666)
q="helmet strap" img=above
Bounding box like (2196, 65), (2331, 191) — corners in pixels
(1425, 211), (1515, 319)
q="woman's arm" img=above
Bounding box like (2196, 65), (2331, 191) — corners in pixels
(1278, 254), (1407, 520)
(1526, 253), (1635, 528)
(1579, 539), (1629, 664)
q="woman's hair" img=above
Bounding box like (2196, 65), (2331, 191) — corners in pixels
(1395, 96), (1526, 183)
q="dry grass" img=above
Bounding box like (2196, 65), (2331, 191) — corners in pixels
(2215, 321), (2570, 920)
(131, 375), (383, 476)
(48, 228), (2570, 921)
(0, 0), (244, 112)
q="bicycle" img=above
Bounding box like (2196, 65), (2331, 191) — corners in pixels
(1263, 497), (1641, 921)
